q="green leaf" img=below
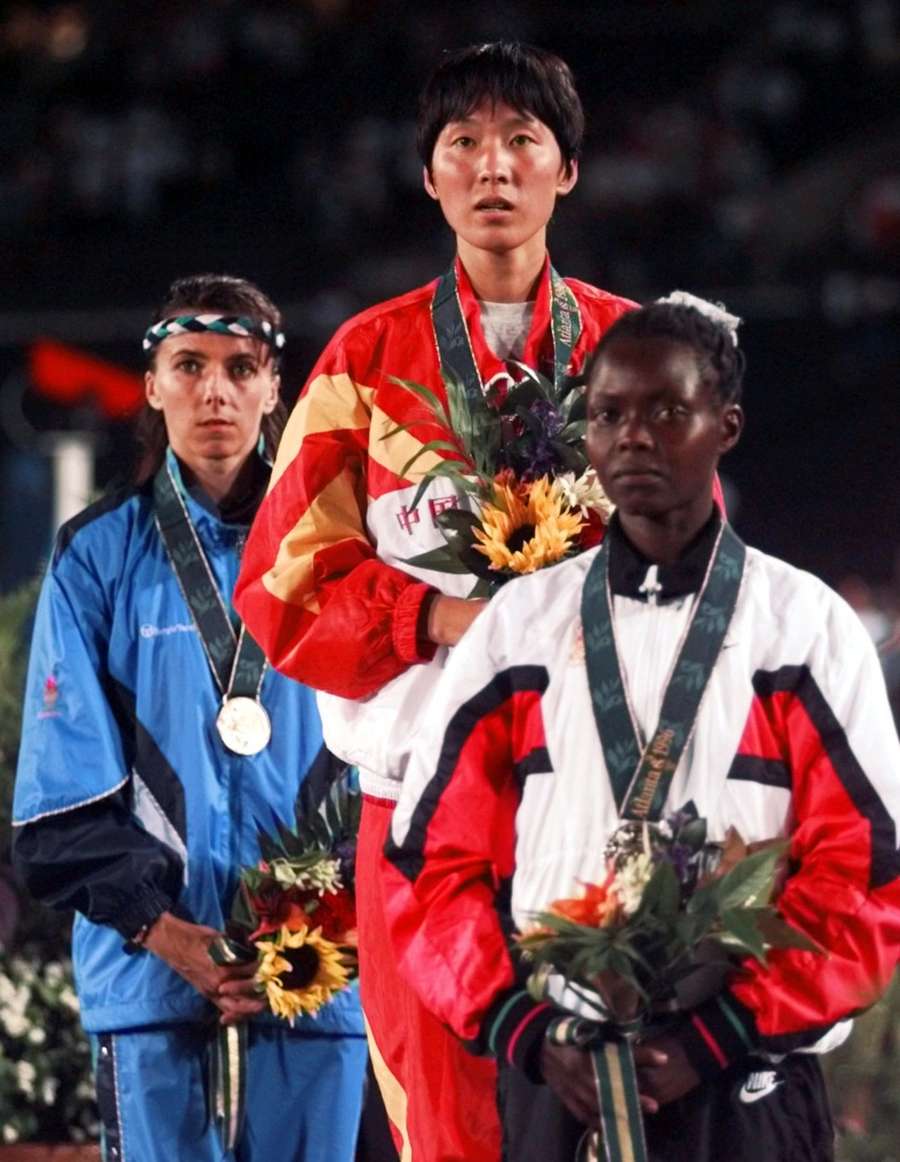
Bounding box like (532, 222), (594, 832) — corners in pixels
(634, 861), (681, 923)
(675, 818), (708, 852)
(718, 907), (770, 964)
(560, 419), (587, 441)
(756, 911), (825, 954)
(408, 460), (472, 511)
(387, 375), (451, 428)
(403, 545), (472, 574)
(549, 439), (587, 472)
(399, 440), (466, 480)
(715, 843), (788, 911)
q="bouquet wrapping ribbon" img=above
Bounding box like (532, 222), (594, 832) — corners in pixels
(548, 1015), (648, 1162)
(207, 935), (257, 1150)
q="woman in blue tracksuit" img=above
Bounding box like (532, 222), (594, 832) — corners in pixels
(12, 274), (367, 1161)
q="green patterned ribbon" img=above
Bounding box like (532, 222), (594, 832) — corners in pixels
(207, 935), (257, 1151)
(208, 1023), (248, 1151)
(431, 262), (582, 408)
(549, 1016), (647, 1162)
(153, 461), (267, 700)
(581, 521), (746, 819)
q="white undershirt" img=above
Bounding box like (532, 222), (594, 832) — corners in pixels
(478, 299), (535, 362)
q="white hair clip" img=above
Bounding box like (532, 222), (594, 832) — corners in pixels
(655, 290), (741, 346)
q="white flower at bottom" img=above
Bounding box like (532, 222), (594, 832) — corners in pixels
(2, 1124), (19, 1144)
(16, 1059), (37, 1098)
(2, 1010), (29, 1038)
(612, 852), (654, 916)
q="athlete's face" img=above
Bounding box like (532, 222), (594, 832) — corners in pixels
(424, 100), (577, 261)
(586, 336), (742, 522)
(145, 329), (279, 473)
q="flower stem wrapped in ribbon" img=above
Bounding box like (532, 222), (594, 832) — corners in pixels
(207, 765), (361, 1149)
(517, 813), (822, 1161)
(385, 366), (612, 595)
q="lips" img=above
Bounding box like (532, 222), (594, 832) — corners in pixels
(612, 465), (665, 482)
(608, 464), (664, 478)
(475, 197), (514, 211)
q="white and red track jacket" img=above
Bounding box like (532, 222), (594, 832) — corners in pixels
(235, 258), (635, 799)
(384, 517), (900, 1083)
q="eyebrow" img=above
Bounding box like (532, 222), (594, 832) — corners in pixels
(446, 111), (539, 130)
(167, 345), (258, 361)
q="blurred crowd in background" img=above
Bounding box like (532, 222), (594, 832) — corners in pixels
(0, 3), (898, 1154)
(0, 0), (898, 681)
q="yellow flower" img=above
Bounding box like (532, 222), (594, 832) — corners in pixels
(473, 475), (584, 574)
(255, 925), (351, 1024)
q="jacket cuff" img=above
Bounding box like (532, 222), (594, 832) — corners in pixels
(112, 883), (174, 941)
(480, 988), (556, 1083)
(673, 992), (759, 1082)
(393, 582), (438, 665)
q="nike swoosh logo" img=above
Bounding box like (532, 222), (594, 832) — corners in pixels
(738, 1080), (783, 1104)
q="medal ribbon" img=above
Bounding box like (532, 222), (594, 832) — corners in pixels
(430, 261), (581, 407)
(153, 460), (266, 701)
(581, 521), (746, 820)
(547, 1016), (647, 1162)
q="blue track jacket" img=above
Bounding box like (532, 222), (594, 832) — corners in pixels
(13, 449), (364, 1038)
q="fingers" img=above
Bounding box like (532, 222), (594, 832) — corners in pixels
(633, 1046), (668, 1068)
(217, 994), (267, 1025)
(217, 976), (264, 998)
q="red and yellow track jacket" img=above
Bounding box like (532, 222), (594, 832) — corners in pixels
(235, 258), (636, 798)
(384, 520), (900, 1081)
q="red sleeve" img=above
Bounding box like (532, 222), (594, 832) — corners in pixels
(383, 661), (552, 1064)
(235, 332), (437, 698)
(676, 615), (900, 1079)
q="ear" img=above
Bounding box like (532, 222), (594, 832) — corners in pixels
(719, 403), (744, 453)
(145, 370), (164, 411)
(261, 373), (280, 415)
(423, 165), (439, 201)
(556, 157), (579, 198)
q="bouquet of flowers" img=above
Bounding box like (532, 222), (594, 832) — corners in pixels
(387, 367), (612, 594)
(217, 768), (361, 1023)
(516, 813), (820, 1162)
(518, 812), (816, 1022)
(208, 767), (360, 1150)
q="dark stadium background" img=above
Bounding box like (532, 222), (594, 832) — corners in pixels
(1, 0), (897, 604)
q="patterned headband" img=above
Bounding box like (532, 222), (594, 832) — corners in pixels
(142, 314), (286, 354)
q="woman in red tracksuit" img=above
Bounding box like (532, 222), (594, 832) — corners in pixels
(236, 42), (635, 1161)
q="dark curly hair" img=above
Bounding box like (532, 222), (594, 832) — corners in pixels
(134, 273), (288, 484)
(588, 300), (746, 404)
(416, 42), (583, 176)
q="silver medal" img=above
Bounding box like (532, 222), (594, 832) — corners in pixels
(216, 696), (272, 756)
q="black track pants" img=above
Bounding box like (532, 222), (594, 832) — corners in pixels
(499, 1053), (835, 1162)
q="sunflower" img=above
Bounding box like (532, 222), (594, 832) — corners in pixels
(473, 475), (584, 574)
(255, 924), (351, 1023)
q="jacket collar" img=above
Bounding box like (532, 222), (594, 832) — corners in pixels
(607, 508), (722, 603)
(454, 254), (555, 386)
(165, 446), (270, 529)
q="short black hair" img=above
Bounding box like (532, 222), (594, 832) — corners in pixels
(588, 302), (746, 404)
(416, 42), (583, 175)
(136, 273), (286, 484)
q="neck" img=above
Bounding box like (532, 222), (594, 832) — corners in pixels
(617, 500), (717, 566)
(179, 453), (256, 507)
(457, 235), (547, 302)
